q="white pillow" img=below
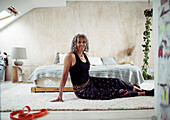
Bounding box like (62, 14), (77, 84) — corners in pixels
(101, 57), (117, 65)
(59, 53), (67, 64)
(54, 52), (60, 64)
(88, 57), (103, 66)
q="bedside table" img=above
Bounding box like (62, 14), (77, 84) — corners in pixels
(12, 65), (39, 83)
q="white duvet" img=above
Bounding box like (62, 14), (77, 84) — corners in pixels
(29, 64), (144, 86)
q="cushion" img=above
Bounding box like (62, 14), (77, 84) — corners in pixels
(88, 57), (103, 66)
(54, 52), (60, 64)
(54, 53), (67, 64)
(101, 57), (117, 65)
(59, 53), (67, 64)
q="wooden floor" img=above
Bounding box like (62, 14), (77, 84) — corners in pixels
(1, 109), (155, 120)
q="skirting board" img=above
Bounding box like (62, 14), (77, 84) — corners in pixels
(31, 87), (73, 93)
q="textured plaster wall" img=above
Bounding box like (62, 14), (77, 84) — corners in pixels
(0, 1), (154, 80)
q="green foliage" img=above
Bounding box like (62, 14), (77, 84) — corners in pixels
(142, 8), (153, 80)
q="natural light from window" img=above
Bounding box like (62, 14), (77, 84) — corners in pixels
(0, 10), (11, 19)
(0, 7), (19, 30)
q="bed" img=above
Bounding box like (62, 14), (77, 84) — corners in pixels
(30, 53), (144, 93)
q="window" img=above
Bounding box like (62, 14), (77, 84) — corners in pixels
(0, 6), (19, 30)
(0, 10), (12, 20)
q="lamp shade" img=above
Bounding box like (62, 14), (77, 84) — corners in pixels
(11, 47), (27, 59)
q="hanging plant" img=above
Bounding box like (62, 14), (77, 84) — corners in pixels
(142, 8), (153, 80)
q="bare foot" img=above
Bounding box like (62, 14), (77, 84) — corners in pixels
(133, 84), (140, 89)
(133, 86), (142, 92)
(50, 98), (64, 102)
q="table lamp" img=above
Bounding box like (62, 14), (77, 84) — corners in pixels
(11, 47), (27, 66)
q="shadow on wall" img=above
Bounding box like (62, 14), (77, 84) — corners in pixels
(118, 45), (136, 61)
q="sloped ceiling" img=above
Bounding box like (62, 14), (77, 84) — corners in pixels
(0, 0), (66, 30)
(0, 0), (149, 30)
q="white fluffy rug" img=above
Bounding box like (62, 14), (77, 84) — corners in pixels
(0, 84), (154, 112)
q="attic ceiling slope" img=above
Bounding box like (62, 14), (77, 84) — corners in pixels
(0, 0), (66, 30)
(0, 0), (150, 31)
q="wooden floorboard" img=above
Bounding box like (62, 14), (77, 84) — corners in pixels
(1, 110), (155, 120)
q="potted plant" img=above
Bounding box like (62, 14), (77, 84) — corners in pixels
(0, 52), (9, 81)
(142, 8), (153, 80)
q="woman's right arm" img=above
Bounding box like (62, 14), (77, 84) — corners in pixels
(51, 53), (73, 102)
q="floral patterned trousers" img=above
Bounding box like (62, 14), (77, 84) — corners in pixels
(73, 76), (138, 100)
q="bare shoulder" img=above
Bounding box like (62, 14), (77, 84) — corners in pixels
(66, 52), (75, 59)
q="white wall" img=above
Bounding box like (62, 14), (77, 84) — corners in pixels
(0, 1), (154, 65)
(0, 1), (154, 81)
(153, 0), (160, 117)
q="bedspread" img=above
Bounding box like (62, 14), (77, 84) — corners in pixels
(29, 64), (144, 86)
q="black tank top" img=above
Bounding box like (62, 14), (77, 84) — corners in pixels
(69, 52), (90, 86)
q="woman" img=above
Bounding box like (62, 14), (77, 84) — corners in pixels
(51, 34), (154, 102)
